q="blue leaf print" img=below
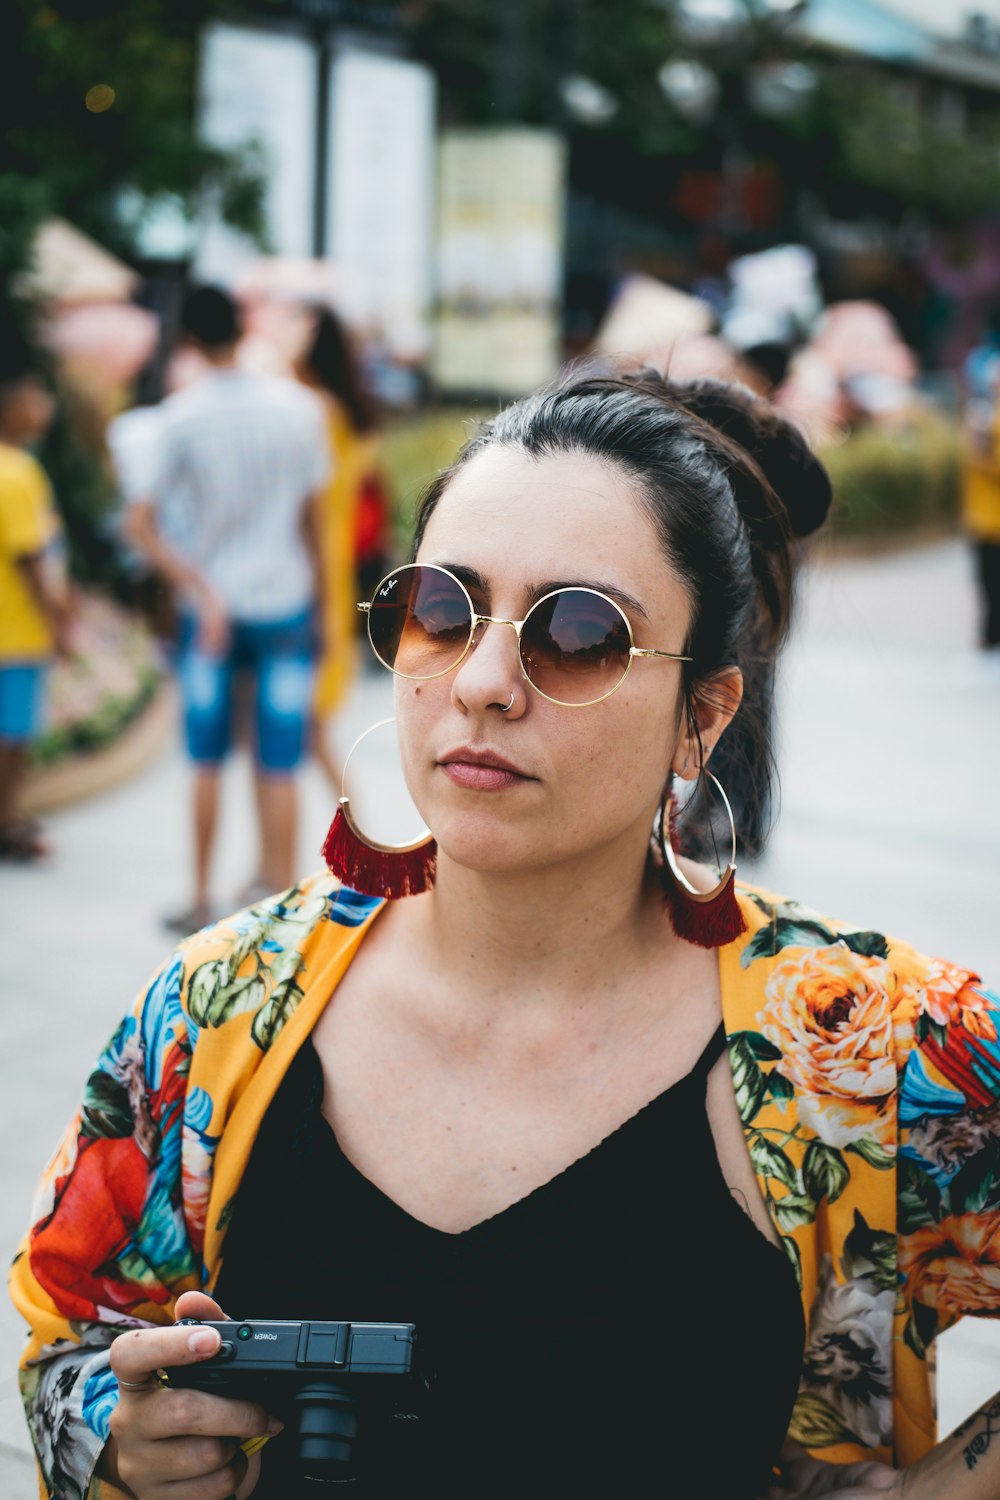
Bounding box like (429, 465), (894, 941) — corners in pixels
(328, 886), (384, 927)
(900, 1049), (965, 1126)
(141, 956), (186, 1091)
(83, 1364), (119, 1441)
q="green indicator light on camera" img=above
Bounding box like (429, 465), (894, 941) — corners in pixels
(238, 1325), (252, 1340)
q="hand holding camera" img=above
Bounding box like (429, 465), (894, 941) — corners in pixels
(102, 1290), (279, 1500)
(167, 1313), (418, 1483)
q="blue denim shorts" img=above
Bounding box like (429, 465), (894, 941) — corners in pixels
(0, 662), (48, 745)
(176, 609), (316, 772)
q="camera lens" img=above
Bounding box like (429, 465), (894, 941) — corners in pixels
(296, 1381), (359, 1478)
(237, 1325), (253, 1341)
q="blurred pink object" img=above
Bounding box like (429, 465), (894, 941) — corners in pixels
(810, 301), (918, 383)
(235, 257), (340, 306)
(18, 218), (139, 305)
(775, 350), (850, 446)
(593, 273), (713, 361)
(164, 346), (210, 395)
(43, 302), (159, 389)
(238, 303), (317, 374)
(661, 333), (741, 382)
(234, 258), (343, 373)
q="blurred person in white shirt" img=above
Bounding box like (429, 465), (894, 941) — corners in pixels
(124, 285), (332, 933)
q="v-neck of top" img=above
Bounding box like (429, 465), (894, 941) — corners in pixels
(312, 1020), (730, 1239)
(216, 1015), (804, 1500)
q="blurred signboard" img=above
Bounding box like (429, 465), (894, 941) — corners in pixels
(432, 128), (566, 397)
(325, 48), (436, 360)
(195, 23), (317, 281)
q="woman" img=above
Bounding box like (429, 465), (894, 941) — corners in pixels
(11, 367), (1000, 1500)
(296, 307), (382, 790)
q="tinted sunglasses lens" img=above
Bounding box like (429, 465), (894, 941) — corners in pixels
(520, 591), (632, 704)
(367, 566), (473, 678)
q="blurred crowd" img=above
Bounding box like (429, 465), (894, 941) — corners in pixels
(1, 272), (393, 926)
(3, 232), (1000, 896)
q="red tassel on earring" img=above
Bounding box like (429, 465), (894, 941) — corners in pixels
(658, 786), (747, 949)
(322, 800), (437, 899)
(661, 867), (747, 949)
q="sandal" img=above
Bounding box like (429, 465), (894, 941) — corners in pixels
(233, 878), (276, 910)
(161, 902), (218, 939)
(0, 820), (50, 863)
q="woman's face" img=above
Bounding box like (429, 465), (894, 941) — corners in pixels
(399, 445), (699, 880)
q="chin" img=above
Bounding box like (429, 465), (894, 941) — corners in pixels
(432, 811), (553, 877)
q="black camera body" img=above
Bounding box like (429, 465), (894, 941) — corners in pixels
(168, 1319), (418, 1482)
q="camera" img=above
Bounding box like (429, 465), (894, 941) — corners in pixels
(167, 1318), (418, 1482)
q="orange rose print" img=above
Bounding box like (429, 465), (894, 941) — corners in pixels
(758, 944), (896, 1149)
(900, 1211), (1000, 1319)
(899, 959), (994, 1041)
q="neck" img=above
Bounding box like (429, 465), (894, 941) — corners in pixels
(203, 346), (238, 369)
(404, 831), (675, 1016)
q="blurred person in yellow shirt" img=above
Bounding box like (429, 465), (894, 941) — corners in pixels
(295, 307), (383, 788)
(960, 340), (1000, 681)
(0, 333), (73, 860)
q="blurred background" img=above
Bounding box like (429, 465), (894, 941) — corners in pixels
(2, 0), (1000, 1490)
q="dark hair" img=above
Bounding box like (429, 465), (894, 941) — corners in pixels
(739, 340), (791, 393)
(0, 318), (36, 388)
(410, 362), (832, 858)
(180, 285), (240, 350)
(299, 307), (376, 434)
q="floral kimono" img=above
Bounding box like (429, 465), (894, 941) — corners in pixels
(10, 874), (1000, 1500)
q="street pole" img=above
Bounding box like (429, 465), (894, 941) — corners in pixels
(313, 24), (332, 257)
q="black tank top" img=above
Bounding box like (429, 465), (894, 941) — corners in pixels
(216, 1024), (804, 1498)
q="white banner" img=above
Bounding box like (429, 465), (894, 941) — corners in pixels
(326, 47), (436, 360)
(195, 23), (317, 283)
(432, 128), (566, 396)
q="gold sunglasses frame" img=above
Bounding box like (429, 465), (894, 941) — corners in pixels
(358, 563), (692, 708)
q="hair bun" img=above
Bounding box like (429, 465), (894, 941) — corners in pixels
(664, 377), (832, 544)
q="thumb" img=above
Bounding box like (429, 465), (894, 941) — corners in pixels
(174, 1289), (227, 1323)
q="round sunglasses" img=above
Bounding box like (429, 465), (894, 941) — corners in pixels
(358, 564), (692, 707)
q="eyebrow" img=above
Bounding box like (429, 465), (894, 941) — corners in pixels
(433, 562), (649, 620)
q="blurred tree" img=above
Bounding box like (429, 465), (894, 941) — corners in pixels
(817, 68), (1000, 225)
(0, 0), (267, 264)
(402, 0), (1000, 235)
(0, 1), (270, 593)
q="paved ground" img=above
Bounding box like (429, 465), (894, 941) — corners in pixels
(0, 536), (997, 1491)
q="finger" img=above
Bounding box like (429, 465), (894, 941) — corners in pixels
(110, 1323), (221, 1389)
(129, 1433), (242, 1482)
(135, 1449), (248, 1500)
(144, 1386), (280, 1443)
(174, 1289), (227, 1323)
(168, 1450), (247, 1500)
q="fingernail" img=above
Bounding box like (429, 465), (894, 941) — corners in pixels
(188, 1329), (220, 1354)
(266, 1415), (284, 1435)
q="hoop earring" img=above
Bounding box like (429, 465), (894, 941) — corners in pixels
(657, 771), (747, 949)
(321, 718), (437, 899)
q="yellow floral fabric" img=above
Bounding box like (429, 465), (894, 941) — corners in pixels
(9, 876), (1000, 1498)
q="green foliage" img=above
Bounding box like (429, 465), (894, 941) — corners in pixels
(36, 380), (124, 588)
(0, 173), (50, 319)
(0, 0), (267, 257)
(30, 663), (159, 766)
(820, 69), (1000, 225)
(381, 405), (962, 557)
(820, 417), (961, 537)
(802, 1140), (850, 1207)
(378, 405), (491, 551)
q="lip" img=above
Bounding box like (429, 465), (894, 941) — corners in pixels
(436, 745), (536, 791)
